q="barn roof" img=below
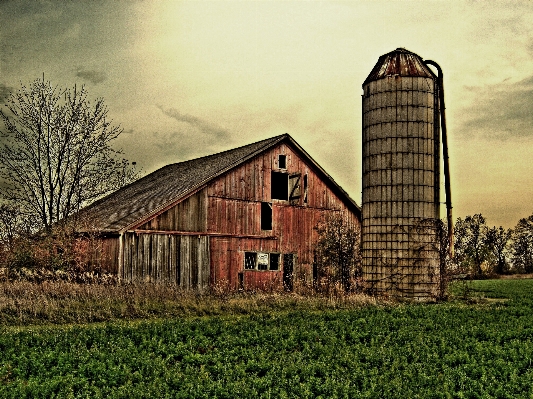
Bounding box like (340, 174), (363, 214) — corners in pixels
(78, 134), (360, 233)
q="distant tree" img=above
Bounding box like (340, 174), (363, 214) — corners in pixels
(0, 78), (138, 231)
(485, 226), (512, 274)
(0, 204), (24, 249)
(511, 215), (533, 274)
(313, 213), (361, 292)
(453, 214), (490, 276)
(0, 203), (38, 269)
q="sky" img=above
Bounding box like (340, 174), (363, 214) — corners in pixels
(1, 0), (533, 229)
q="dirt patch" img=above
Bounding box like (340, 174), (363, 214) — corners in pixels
(497, 273), (533, 280)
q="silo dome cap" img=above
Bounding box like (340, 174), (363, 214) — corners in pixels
(363, 48), (436, 86)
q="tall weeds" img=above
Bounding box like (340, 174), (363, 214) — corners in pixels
(0, 280), (381, 327)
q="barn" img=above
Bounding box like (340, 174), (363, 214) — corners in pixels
(78, 134), (361, 291)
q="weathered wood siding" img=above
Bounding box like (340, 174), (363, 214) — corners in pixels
(80, 236), (120, 274)
(207, 144), (360, 289)
(209, 236), (281, 290)
(137, 188), (207, 232)
(121, 232), (209, 290)
(99, 237), (120, 274)
(92, 141), (359, 291)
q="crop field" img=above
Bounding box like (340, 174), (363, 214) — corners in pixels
(1, 279), (533, 398)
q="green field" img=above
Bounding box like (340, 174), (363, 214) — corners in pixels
(1, 280), (533, 398)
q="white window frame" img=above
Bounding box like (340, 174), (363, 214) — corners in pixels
(244, 251), (281, 271)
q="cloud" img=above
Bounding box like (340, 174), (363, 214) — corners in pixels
(148, 107), (236, 164)
(458, 75), (533, 140)
(156, 105), (231, 140)
(75, 68), (107, 84)
(0, 83), (13, 103)
(152, 130), (200, 157)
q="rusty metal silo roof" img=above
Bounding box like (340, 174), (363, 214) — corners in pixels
(363, 48), (436, 86)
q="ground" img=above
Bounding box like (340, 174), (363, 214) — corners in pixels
(0, 278), (532, 397)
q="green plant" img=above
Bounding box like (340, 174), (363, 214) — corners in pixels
(1, 278), (533, 398)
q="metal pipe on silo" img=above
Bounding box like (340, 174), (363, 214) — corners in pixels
(361, 48), (442, 300)
(424, 60), (453, 258)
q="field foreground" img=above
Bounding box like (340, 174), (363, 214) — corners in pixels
(1, 279), (532, 398)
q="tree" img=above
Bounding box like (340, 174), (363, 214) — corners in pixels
(0, 78), (138, 231)
(453, 214), (490, 276)
(511, 215), (533, 274)
(485, 226), (511, 274)
(0, 203), (27, 249)
(313, 213), (361, 292)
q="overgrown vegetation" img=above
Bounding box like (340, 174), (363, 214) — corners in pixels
(0, 278), (532, 398)
(0, 213), (108, 278)
(313, 213), (361, 293)
(0, 281), (378, 326)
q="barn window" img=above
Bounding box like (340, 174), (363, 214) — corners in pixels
(257, 252), (269, 270)
(244, 252), (257, 269)
(278, 154), (287, 169)
(270, 253), (280, 270)
(261, 202), (272, 230)
(271, 171), (288, 200)
(243, 252), (281, 271)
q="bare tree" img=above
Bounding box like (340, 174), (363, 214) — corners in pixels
(0, 78), (138, 231)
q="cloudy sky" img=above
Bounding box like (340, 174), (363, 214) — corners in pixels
(1, 0), (533, 228)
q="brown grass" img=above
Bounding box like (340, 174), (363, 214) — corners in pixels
(497, 273), (533, 280)
(0, 280), (382, 327)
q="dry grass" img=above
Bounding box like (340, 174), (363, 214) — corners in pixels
(0, 280), (382, 326)
(497, 273), (533, 280)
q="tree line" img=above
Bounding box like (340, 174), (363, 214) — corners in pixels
(453, 214), (533, 277)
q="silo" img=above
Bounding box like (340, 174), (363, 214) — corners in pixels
(361, 48), (441, 299)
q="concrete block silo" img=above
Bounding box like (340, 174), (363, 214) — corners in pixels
(361, 48), (447, 300)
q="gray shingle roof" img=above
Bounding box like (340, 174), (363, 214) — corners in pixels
(78, 134), (360, 233)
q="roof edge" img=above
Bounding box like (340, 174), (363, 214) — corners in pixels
(120, 134), (291, 232)
(280, 136), (361, 217)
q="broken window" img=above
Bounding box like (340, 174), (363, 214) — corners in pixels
(278, 154), (287, 169)
(271, 171), (288, 200)
(261, 202), (272, 230)
(243, 251), (281, 271)
(244, 252), (257, 270)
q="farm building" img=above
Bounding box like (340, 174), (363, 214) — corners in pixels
(78, 134), (361, 291)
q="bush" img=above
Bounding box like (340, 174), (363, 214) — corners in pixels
(313, 213), (361, 293)
(0, 218), (109, 281)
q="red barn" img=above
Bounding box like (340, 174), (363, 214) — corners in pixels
(79, 134), (361, 291)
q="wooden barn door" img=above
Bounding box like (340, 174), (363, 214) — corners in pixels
(283, 254), (295, 291)
(122, 233), (210, 290)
